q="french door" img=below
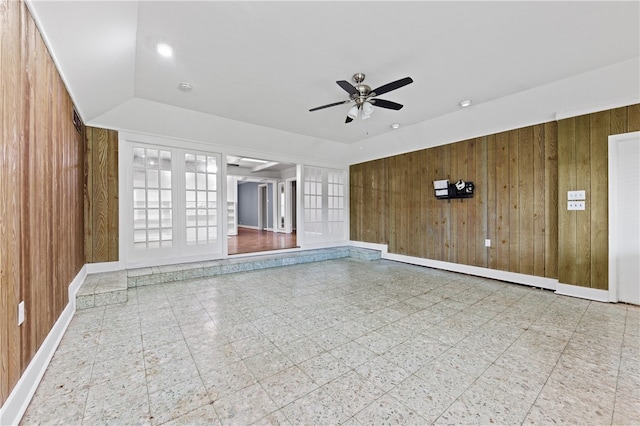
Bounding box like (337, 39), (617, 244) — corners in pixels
(302, 166), (347, 245)
(124, 142), (223, 267)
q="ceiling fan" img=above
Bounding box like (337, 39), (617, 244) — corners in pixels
(309, 73), (413, 123)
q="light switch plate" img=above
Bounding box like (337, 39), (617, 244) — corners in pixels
(568, 190), (586, 201)
(568, 201), (585, 210)
(485, 239), (491, 247)
(18, 301), (25, 325)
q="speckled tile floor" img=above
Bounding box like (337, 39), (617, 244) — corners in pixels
(20, 259), (640, 425)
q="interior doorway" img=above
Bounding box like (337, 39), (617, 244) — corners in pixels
(258, 184), (268, 230)
(226, 155), (298, 255)
(291, 180), (297, 232)
(608, 131), (640, 305)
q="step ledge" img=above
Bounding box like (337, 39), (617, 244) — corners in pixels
(76, 246), (381, 310)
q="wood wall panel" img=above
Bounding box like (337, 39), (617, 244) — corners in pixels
(350, 109), (638, 289)
(1, 0), (24, 405)
(474, 137), (488, 268)
(84, 126), (119, 263)
(532, 124), (546, 277)
(556, 105), (640, 289)
(508, 130), (520, 273)
(629, 104), (640, 131)
(575, 114), (592, 288)
(350, 120), (568, 280)
(518, 127), (534, 276)
(586, 112), (604, 289)
(486, 135), (497, 270)
(349, 162), (363, 241)
(557, 118), (577, 285)
(544, 122), (558, 278)
(0, 0), (84, 406)
(495, 132), (510, 271)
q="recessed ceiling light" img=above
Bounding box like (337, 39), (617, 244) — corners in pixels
(154, 42), (173, 58)
(390, 123), (401, 129)
(178, 82), (192, 92)
(459, 99), (472, 108)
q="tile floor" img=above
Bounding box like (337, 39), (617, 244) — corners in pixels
(21, 259), (640, 425)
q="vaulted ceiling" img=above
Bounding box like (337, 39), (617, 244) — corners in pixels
(28, 1), (640, 145)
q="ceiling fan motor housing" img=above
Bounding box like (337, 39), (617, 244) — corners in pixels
(352, 84), (372, 105)
(352, 73), (366, 83)
(308, 72), (413, 120)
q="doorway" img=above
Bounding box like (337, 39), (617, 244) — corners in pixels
(258, 184), (268, 230)
(608, 131), (640, 304)
(226, 154), (299, 255)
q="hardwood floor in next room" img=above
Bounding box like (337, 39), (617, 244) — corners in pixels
(228, 228), (298, 255)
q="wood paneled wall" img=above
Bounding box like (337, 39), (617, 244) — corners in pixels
(557, 105), (640, 289)
(1, 0), (85, 406)
(351, 122), (559, 278)
(351, 105), (640, 288)
(85, 127), (119, 263)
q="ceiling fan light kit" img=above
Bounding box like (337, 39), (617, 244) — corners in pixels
(310, 72), (413, 124)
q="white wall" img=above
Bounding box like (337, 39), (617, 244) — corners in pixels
(91, 59), (638, 169)
(91, 97), (350, 169)
(347, 58), (640, 164)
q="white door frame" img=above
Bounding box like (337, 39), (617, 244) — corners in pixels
(285, 177), (296, 234)
(258, 184), (267, 230)
(608, 131), (640, 303)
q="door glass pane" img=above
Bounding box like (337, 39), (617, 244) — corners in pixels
(131, 146), (172, 249)
(185, 153), (218, 245)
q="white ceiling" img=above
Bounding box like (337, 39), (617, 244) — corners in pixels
(27, 1), (640, 145)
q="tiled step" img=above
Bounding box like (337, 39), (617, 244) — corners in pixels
(76, 271), (128, 310)
(76, 246), (381, 310)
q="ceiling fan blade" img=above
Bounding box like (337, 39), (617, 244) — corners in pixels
(372, 77), (413, 96)
(309, 100), (351, 112)
(336, 80), (358, 95)
(345, 116), (354, 123)
(372, 99), (404, 110)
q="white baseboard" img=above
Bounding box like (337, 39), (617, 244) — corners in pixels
(354, 242), (619, 303)
(237, 225), (259, 230)
(348, 241), (563, 291)
(555, 283), (610, 303)
(383, 251), (559, 290)
(85, 261), (121, 274)
(349, 240), (389, 256)
(0, 267), (85, 426)
(300, 240), (351, 250)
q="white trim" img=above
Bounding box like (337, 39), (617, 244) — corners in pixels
(118, 136), (127, 268)
(0, 266), (86, 426)
(349, 240), (389, 257)
(85, 261), (121, 274)
(296, 240), (350, 251)
(238, 224), (260, 230)
(295, 165), (304, 246)
(120, 136), (225, 267)
(258, 183), (268, 231)
(228, 246), (302, 258)
(555, 283), (610, 303)
(277, 181), (286, 232)
(555, 98), (640, 121)
(68, 265), (87, 313)
(351, 241), (625, 303)
(383, 251), (558, 291)
(121, 252), (226, 270)
(118, 131), (347, 171)
(608, 131), (640, 305)
(609, 134), (621, 303)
